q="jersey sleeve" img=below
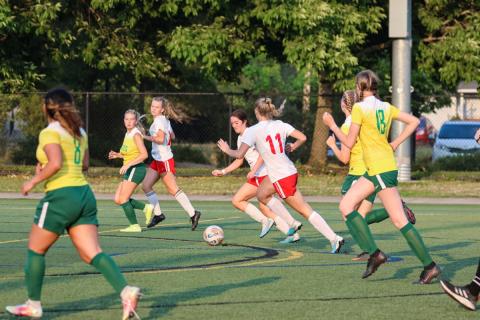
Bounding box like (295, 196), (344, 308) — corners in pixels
(351, 104), (363, 125)
(283, 122), (295, 136)
(39, 129), (61, 146)
(340, 123), (349, 135)
(389, 104), (400, 119)
(153, 118), (166, 133)
(241, 127), (256, 147)
(80, 128), (88, 149)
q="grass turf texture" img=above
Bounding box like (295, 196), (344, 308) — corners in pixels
(0, 199), (478, 319)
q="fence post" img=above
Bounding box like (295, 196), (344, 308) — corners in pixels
(85, 92), (90, 134)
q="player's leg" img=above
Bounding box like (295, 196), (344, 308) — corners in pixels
(142, 166), (165, 228)
(125, 164), (153, 225)
(115, 180), (142, 232)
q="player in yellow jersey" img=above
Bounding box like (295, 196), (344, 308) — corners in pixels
(327, 90), (416, 261)
(108, 109), (153, 232)
(5, 88), (141, 319)
(323, 70), (440, 283)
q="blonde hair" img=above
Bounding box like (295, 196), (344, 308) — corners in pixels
(355, 70), (380, 101)
(152, 96), (187, 123)
(341, 90), (358, 113)
(254, 97), (281, 119)
(44, 88), (83, 138)
(124, 109), (146, 135)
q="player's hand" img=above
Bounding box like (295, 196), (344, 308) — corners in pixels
(389, 142), (398, 151)
(475, 128), (480, 144)
(108, 150), (119, 159)
(21, 180), (35, 196)
(285, 143), (294, 153)
(119, 165), (129, 175)
(212, 169), (223, 177)
(322, 112), (335, 128)
(217, 139), (230, 154)
(326, 135), (336, 148)
(246, 171), (255, 180)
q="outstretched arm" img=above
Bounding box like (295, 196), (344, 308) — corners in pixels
(326, 135), (350, 164)
(323, 112), (360, 149)
(212, 158), (244, 176)
(217, 139), (250, 159)
(389, 112), (420, 151)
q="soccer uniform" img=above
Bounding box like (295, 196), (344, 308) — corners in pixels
(242, 120), (298, 198)
(339, 116), (376, 203)
(34, 121), (97, 235)
(120, 127), (146, 184)
(149, 115), (176, 174)
(351, 96), (400, 191)
(237, 134), (268, 187)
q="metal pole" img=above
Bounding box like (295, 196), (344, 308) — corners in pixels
(390, 0), (412, 182)
(85, 92), (90, 134)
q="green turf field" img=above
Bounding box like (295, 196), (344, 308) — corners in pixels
(0, 199), (478, 319)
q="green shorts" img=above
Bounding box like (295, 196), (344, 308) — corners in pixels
(123, 163), (146, 185)
(363, 170), (398, 191)
(341, 174), (376, 203)
(34, 185), (98, 235)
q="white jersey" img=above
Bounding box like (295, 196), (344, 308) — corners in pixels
(242, 120), (297, 183)
(237, 134), (268, 177)
(149, 115), (173, 161)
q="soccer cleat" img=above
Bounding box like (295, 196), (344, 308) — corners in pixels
(191, 210), (201, 231)
(417, 263), (441, 284)
(120, 224), (142, 232)
(259, 218), (275, 238)
(121, 286), (142, 320)
(330, 235), (345, 254)
(6, 300), (43, 318)
(440, 280), (478, 311)
(287, 220), (302, 236)
(279, 232), (300, 244)
(143, 204), (154, 225)
(402, 200), (416, 225)
(147, 214), (166, 228)
(362, 250), (387, 279)
(352, 252), (370, 261)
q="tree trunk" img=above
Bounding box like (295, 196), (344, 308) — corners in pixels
(307, 74), (332, 169)
(302, 69), (311, 114)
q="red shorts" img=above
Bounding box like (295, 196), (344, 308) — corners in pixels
(247, 175), (267, 187)
(149, 158), (176, 175)
(272, 174), (298, 199)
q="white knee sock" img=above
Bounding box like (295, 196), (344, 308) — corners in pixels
(308, 211), (336, 242)
(273, 216), (290, 235)
(145, 191), (162, 216)
(244, 203), (267, 223)
(175, 190), (195, 217)
(267, 197), (295, 226)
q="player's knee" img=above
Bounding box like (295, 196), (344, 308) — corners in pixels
(231, 197), (242, 209)
(339, 200), (353, 216)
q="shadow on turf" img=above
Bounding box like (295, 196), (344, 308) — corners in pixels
(144, 276), (281, 319)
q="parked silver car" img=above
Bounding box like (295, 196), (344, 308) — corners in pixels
(432, 121), (480, 161)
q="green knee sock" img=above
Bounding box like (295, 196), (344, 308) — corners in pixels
(129, 198), (145, 211)
(90, 253), (127, 294)
(25, 249), (45, 301)
(346, 211), (378, 255)
(365, 208), (389, 224)
(400, 223), (433, 267)
(347, 222), (370, 253)
(121, 201), (138, 225)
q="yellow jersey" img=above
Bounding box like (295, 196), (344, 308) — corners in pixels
(340, 116), (367, 175)
(351, 96), (400, 175)
(120, 127), (143, 165)
(36, 121), (88, 192)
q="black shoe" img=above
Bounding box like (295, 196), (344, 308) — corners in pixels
(352, 251), (370, 261)
(191, 210), (201, 231)
(440, 280), (478, 311)
(362, 250), (387, 279)
(147, 214), (166, 228)
(402, 200), (416, 225)
(418, 263), (441, 284)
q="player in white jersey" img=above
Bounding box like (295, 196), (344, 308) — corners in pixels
(141, 97), (201, 230)
(212, 109), (300, 242)
(218, 98), (344, 253)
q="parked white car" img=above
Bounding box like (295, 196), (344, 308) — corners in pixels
(432, 121), (480, 161)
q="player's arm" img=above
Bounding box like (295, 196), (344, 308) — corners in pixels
(323, 112), (360, 149)
(21, 144), (62, 195)
(286, 129), (307, 152)
(83, 148), (90, 172)
(327, 135), (350, 164)
(212, 158), (244, 176)
(217, 139), (249, 159)
(144, 128), (165, 144)
(389, 112), (420, 151)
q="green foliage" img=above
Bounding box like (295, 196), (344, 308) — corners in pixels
(171, 144), (209, 164)
(432, 153), (480, 171)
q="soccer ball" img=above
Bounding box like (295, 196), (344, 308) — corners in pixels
(203, 225), (224, 246)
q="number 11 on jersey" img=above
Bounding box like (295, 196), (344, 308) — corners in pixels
(266, 133), (283, 154)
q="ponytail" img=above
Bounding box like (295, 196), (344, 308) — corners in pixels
(44, 88), (83, 138)
(254, 97), (281, 119)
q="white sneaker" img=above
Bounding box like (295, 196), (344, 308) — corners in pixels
(143, 204), (154, 225)
(121, 286), (142, 320)
(259, 218), (275, 238)
(6, 299), (43, 318)
(279, 232), (301, 244)
(330, 235), (344, 254)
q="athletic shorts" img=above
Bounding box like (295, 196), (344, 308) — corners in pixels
(123, 163), (146, 184)
(341, 174), (376, 203)
(363, 170), (398, 191)
(247, 175), (267, 187)
(272, 174), (298, 199)
(149, 158), (176, 175)
(34, 185), (98, 235)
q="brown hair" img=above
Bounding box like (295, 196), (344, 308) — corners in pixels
(44, 88), (83, 138)
(341, 90), (358, 113)
(152, 96), (187, 123)
(231, 109), (249, 126)
(124, 109), (146, 135)
(254, 97), (281, 119)
(355, 70), (380, 101)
